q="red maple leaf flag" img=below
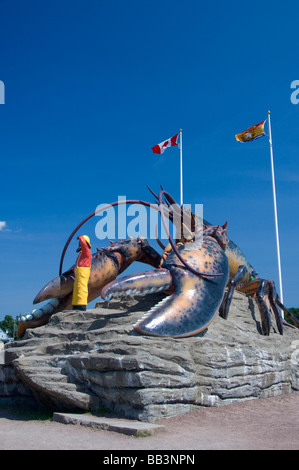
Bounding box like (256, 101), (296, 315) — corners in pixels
(152, 133), (179, 154)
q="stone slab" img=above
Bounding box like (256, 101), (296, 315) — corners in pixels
(52, 412), (165, 436)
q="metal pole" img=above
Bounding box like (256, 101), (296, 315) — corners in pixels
(179, 129), (183, 206)
(267, 110), (284, 304)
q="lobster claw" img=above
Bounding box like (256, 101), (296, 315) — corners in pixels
(33, 271), (75, 304)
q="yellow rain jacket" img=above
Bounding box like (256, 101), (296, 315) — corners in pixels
(72, 235), (92, 306)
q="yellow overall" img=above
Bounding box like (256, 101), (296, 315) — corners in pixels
(72, 235), (92, 307)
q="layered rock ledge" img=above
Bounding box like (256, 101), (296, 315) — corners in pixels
(1, 291), (299, 422)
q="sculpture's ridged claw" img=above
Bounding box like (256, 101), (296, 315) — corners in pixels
(134, 232), (229, 337)
(101, 269), (173, 300)
(133, 262), (229, 337)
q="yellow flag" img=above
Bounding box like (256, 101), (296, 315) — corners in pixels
(235, 120), (266, 142)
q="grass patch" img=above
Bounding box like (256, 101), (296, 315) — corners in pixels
(85, 405), (111, 416)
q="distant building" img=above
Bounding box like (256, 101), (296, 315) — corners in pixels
(0, 328), (10, 343)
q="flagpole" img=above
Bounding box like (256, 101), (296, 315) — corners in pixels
(267, 110), (284, 305)
(179, 129), (183, 206)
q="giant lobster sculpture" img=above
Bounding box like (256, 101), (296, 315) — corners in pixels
(17, 188), (298, 338)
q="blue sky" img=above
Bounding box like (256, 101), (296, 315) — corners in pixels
(0, 0), (299, 321)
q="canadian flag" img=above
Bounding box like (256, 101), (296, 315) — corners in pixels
(152, 133), (179, 154)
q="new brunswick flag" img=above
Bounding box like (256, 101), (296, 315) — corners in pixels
(235, 120), (266, 142)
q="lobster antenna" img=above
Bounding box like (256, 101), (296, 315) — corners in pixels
(158, 190), (223, 278)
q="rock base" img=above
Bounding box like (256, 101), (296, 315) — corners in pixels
(1, 291), (299, 422)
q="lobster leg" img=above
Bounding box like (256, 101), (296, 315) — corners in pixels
(219, 265), (248, 320)
(275, 298), (299, 328)
(267, 280), (283, 335)
(256, 279), (271, 335)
